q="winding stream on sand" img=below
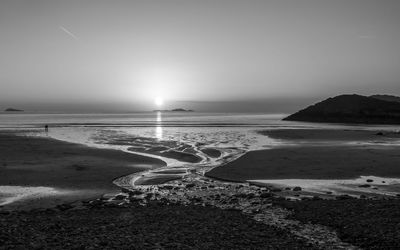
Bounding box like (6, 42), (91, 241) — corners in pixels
(6, 112), (400, 198)
(45, 126), (279, 189)
(42, 125), (400, 198)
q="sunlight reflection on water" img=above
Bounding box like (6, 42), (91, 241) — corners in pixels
(155, 112), (163, 140)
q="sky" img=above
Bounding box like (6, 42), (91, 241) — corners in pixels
(0, 0), (400, 112)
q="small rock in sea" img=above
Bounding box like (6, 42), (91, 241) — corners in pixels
(376, 132), (384, 136)
(326, 191), (333, 195)
(358, 184), (371, 188)
(360, 194), (367, 199)
(293, 186), (302, 191)
(185, 183), (195, 188)
(271, 188), (282, 192)
(382, 181), (386, 183)
(285, 187), (291, 190)
(163, 185), (174, 190)
(366, 179), (374, 183)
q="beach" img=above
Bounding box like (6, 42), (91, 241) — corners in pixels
(0, 131), (316, 249)
(1, 127), (400, 249)
(0, 132), (165, 209)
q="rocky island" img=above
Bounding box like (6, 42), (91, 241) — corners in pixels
(4, 108), (23, 112)
(153, 108), (194, 112)
(284, 94), (400, 124)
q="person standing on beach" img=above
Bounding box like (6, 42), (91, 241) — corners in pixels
(44, 124), (49, 133)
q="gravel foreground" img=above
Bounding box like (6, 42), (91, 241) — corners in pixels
(0, 203), (312, 250)
(277, 199), (400, 249)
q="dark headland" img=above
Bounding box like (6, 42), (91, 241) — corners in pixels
(284, 94), (400, 124)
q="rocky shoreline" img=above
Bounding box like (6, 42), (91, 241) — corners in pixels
(5, 170), (400, 249)
(101, 170), (400, 249)
(3, 170), (400, 249)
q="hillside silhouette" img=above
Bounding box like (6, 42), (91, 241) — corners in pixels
(284, 94), (400, 124)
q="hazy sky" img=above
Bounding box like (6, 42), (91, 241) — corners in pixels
(1, 0), (400, 112)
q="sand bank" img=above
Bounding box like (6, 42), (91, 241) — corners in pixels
(207, 129), (400, 186)
(0, 132), (165, 209)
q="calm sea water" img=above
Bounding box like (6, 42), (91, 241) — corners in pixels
(0, 112), (288, 127)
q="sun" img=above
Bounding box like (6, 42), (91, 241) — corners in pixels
(154, 97), (164, 107)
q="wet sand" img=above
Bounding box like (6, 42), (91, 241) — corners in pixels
(261, 128), (400, 141)
(207, 129), (400, 182)
(0, 132), (165, 209)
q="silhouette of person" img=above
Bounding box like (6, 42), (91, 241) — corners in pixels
(45, 125), (49, 133)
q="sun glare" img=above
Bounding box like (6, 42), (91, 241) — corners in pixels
(154, 97), (164, 107)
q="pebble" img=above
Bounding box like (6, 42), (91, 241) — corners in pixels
(293, 187), (302, 191)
